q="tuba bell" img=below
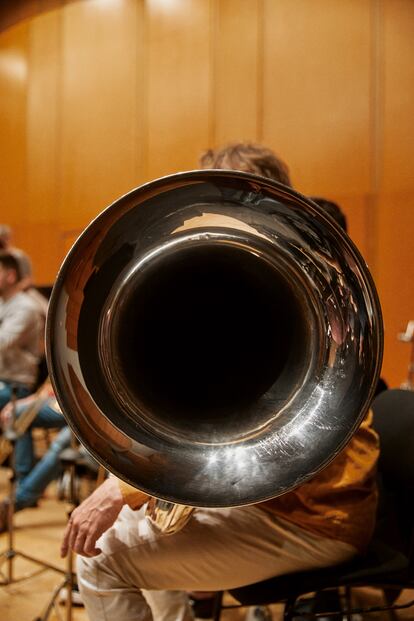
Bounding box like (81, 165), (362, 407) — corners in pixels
(46, 170), (383, 533)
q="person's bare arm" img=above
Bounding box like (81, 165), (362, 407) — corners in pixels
(61, 477), (149, 558)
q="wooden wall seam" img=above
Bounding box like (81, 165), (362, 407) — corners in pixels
(208, 0), (217, 148)
(141, 0), (149, 184)
(367, 0), (384, 274)
(56, 6), (64, 258)
(256, 0), (264, 143)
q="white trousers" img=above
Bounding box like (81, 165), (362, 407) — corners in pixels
(77, 504), (357, 621)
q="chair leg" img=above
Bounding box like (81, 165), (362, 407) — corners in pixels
(212, 591), (224, 621)
(283, 596), (297, 621)
(344, 586), (352, 621)
(382, 588), (401, 621)
(314, 588), (344, 619)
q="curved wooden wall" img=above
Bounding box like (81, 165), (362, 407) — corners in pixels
(0, 0), (413, 387)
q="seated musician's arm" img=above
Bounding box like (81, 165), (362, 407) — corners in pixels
(60, 476), (149, 558)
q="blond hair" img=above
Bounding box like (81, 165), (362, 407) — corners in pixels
(199, 142), (292, 187)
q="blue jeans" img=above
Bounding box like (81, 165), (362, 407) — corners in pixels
(0, 381), (31, 410)
(15, 426), (71, 511)
(14, 399), (67, 482)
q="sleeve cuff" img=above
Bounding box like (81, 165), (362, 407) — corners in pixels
(117, 478), (150, 510)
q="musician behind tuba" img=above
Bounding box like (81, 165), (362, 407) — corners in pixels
(51, 143), (382, 621)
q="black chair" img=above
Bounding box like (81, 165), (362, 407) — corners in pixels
(212, 389), (414, 620)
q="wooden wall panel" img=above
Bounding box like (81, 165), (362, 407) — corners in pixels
(146, 0), (211, 178)
(375, 1), (414, 387)
(0, 22), (28, 227)
(262, 0), (372, 198)
(16, 222), (62, 285)
(26, 9), (60, 225)
(59, 0), (145, 230)
(18, 9), (62, 284)
(212, 0), (261, 146)
(381, 0), (414, 193)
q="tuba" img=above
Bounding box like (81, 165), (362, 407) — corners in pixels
(46, 170), (383, 534)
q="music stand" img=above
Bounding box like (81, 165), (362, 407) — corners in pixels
(0, 387), (65, 585)
(33, 436), (81, 621)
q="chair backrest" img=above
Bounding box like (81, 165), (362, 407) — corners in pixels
(372, 388), (414, 562)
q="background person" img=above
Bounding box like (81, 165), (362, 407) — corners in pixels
(0, 224), (49, 324)
(308, 197), (348, 232)
(0, 252), (43, 409)
(0, 384), (66, 479)
(0, 224), (32, 290)
(0, 388), (98, 533)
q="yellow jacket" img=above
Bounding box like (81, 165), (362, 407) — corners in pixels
(260, 410), (379, 551)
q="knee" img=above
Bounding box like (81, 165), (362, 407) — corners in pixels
(76, 554), (101, 593)
(77, 554), (151, 621)
(77, 552), (123, 593)
(77, 552), (102, 576)
(76, 555), (114, 619)
(14, 403), (28, 419)
(0, 383), (11, 408)
(50, 428), (71, 454)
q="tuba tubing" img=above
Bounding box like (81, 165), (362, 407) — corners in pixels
(46, 170), (383, 534)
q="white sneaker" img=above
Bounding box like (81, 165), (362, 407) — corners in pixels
(58, 585), (83, 606)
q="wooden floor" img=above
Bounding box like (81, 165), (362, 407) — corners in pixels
(0, 467), (413, 620)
